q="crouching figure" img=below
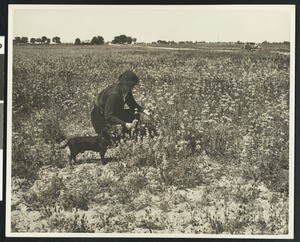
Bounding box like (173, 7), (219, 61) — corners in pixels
(90, 70), (151, 164)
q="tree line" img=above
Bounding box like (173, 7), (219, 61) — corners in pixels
(75, 34), (137, 45)
(14, 34), (137, 45)
(14, 35), (290, 46)
(14, 36), (61, 44)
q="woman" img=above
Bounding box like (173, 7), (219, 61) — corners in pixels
(91, 70), (150, 145)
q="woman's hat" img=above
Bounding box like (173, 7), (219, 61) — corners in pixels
(118, 70), (140, 86)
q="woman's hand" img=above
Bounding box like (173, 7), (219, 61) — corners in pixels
(143, 109), (151, 116)
(125, 122), (135, 130)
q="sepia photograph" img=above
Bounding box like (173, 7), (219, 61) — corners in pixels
(6, 4), (295, 238)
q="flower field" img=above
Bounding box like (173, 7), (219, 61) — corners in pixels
(10, 44), (290, 235)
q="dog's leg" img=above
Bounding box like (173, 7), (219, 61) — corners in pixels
(100, 149), (107, 165)
(69, 150), (78, 167)
(98, 135), (109, 165)
(68, 155), (73, 168)
(73, 155), (77, 164)
(100, 145), (108, 165)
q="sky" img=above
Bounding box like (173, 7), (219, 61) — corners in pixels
(9, 5), (294, 43)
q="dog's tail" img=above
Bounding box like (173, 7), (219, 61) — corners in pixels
(58, 141), (69, 149)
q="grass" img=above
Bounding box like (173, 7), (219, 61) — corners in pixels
(10, 43), (290, 235)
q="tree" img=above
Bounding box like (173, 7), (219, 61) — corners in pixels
(52, 36), (61, 44)
(21, 37), (28, 44)
(112, 34), (132, 44)
(14, 37), (21, 44)
(91, 37), (97, 44)
(36, 38), (42, 44)
(46, 38), (50, 44)
(30, 38), (36, 44)
(91, 36), (104, 45)
(41, 36), (47, 44)
(126, 36), (133, 44)
(97, 36), (104, 45)
(157, 40), (168, 44)
(132, 38), (137, 44)
(75, 38), (81, 45)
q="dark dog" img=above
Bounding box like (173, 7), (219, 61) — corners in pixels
(58, 136), (110, 166)
(58, 112), (157, 167)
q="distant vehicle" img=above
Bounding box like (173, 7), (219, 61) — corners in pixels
(242, 42), (261, 51)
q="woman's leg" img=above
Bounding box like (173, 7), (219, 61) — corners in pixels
(91, 106), (109, 136)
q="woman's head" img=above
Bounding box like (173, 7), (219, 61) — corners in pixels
(118, 70), (140, 88)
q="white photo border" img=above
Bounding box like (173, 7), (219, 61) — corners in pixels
(6, 4), (296, 239)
